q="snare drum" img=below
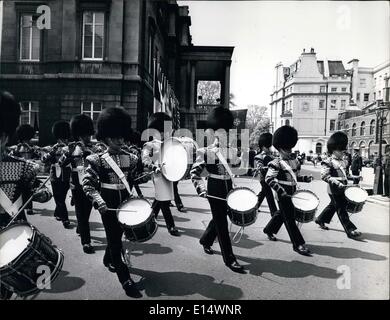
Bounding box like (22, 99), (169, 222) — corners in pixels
(226, 187), (259, 227)
(344, 186), (368, 214)
(117, 198), (158, 242)
(292, 190), (320, 223)
(0, 222), (64, 297)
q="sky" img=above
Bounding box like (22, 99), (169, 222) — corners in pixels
(178, 1), (390, 110)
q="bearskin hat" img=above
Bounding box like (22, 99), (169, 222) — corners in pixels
(147, 112), (172, 133)
(16, 124), (35, 141)
(52, 121), (70, 140)
(96, 107), (132, 140)
(0, 91), (21, 138)
(327, 131), (348, 153)
(272, 125), (298, 150)
(70, 114), (94, 138)
(206, 106), (234, 132)
(258, 132), (273, 149)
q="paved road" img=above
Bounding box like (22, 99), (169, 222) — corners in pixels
(11, 172), (389, 300)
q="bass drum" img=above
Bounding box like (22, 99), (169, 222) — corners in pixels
(0, 222), (64, 297)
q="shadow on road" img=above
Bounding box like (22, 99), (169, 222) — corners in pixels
(125, 242), (173, 256)
(185, 206), (210, 214)
(360, 232), (390, 243)
(308, 244), (387, 261)
(42, 270), (85, 294)
(131, 268), (243, 299)
(235, 255), (338, 280)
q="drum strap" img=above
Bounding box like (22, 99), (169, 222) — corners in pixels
(101, 153), (132, 196)
(331, 159), (347, 179)
(215, 150), (236, 183)
(279, 160), (298, 184)
(0, 189), (23, 217)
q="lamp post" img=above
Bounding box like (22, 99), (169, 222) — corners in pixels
(373, 99), (390, 195)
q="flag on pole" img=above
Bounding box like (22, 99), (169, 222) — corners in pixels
(231, 109), (248, 130)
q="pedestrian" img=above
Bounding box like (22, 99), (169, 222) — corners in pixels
(263, 125), (313, 256)
(255, 132), (278, 217)
(82, 107), (142, 298)
(343, 151), (352, 177)
(351, 148), (363, 184)
(142, 112), (180, 236)
(191, 106), (245, 273)
(41, 121), (72, 228)
(384, 145), (390, 198)
(315, 131), (361, 238)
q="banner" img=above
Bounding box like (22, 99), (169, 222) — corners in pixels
(231, 109), (248, 130)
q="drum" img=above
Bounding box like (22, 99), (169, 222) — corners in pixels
(292, 190), (320, 223)
(226, 187), (259, 227)
(160, 137), (197, 182)
(0, 222), (64, 297)
(344, 186), (368, 214)
(176, 137), (198, 180)
(117, 198), (158, 242)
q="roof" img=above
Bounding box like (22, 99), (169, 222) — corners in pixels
(317, 60), (348, 76)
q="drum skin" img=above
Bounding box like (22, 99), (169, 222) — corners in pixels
(0, 222), (64, 297)
(344, 186), (368, 214)
(117, 198), (158, 243)
(226, 187), (259, 227)
(292, 190), (320, 223)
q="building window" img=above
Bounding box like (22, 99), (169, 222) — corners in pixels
(20, 101), (39, 135)
(330, 100), (337, 109)
(356, 93), (360, 101)
(360, 121), (365, 136)
(330, 119), (336, 131)
(360, 78), (366, 86)
(341, 87), (347, 92)
(319, 100), (325, 109)
(364, 93), (369, 102)
(370, 119), (375, 135)
(384, 119), (388, 134)
(320, 86), (326, 93)
(285, 119), (290, 126)
(352, 123), (357, 136)
(345, 124), (349, 135)
(331, 87), (337, 92)
(20, 14), (40, 61)
(82, 12), (105, 60)
(81, 102), (103, 122)
(378, 90), (382, 99)
(341, 100), (346, 109)
(373, 92), (376, 100)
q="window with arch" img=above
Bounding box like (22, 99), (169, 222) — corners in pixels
(360, 121), (365, 136)
(345, 124), (349, 135)
(285, 119), (290, 126)
(370, 119), (375, 135)
(352, 123), (357, 136)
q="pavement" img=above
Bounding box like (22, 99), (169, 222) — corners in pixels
(9, 169), (389, 300)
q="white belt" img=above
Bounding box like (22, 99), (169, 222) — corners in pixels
(208, 174), (231, 180)
(275, 179), (296, 186)
(101, 183), (126, 190)
(333, 177), (347, 181)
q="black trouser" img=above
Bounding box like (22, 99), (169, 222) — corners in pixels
(352, 170), (360, 185)
(72, 186), (92, 245)
(200, 178), (236, 265)
(101, 189), (131, 285)
(173, 181), (183, 208)
(133, 184), (143, 197)
(263, 195), (305, 248)
(385, 171), (390, 196)
(152, 200), (175, 229)
(316, 193), (357, 234)
(257, 180), (278, 215)
(51, 179), (70, 221)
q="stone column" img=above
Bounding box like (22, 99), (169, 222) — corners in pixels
(224, 62), (231, 108)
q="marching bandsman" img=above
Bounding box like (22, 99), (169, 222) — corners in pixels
(58, 114), (97, 254)
(142, 113), (180, 236)
(255, 132), (278, 216)
(0, 91), (52, 300)
(9, 124), (41, 215)
(41, 121), (72, 228)
(190, 106), (245, 273)
(82, 107), (142, 298)
(263, 125), (313, 256)
(315, 131), (361, 238)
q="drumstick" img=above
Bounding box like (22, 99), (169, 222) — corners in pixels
(107, 208), (137, 213)
(206, 195), (227, 202)
(133, 171), (153, 181)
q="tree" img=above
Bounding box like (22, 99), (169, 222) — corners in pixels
(245, 105), (271, 148)
(249, 118), (271, 148)
(229, 93), (237, 109)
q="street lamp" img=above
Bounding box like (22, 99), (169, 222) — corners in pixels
(373, 99), (390, 195)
